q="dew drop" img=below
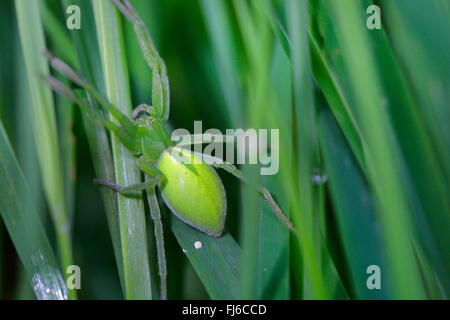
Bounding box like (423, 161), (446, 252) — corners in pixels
(194, 241), (202, 250)
(311, 168), (328, 185)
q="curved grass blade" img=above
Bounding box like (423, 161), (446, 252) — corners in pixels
(0, 120), (68, 300)
(92, 0), (152, 299)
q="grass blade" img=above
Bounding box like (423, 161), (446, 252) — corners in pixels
(255, 175), (290, 299)
(15, 0), (75, 299)
(318, 108), (394, 299)
(309, 33), (365, 171)
(382, 0), (450, 294)
(92, 0), (152, 299)
(287, 0), (325, 298)
(40, 2), (77, 223)
(199, 0), (244, 127)
(61, 0), (125, 292)
(257, 0), (366, 171)
(330, 0), (426, 299)
(171, 219), (241, 300)
(231, 0), (273, 299)
(0, 120), (68, 300)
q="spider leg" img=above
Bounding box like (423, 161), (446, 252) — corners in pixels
(93, 175), (162, 195)
(146, 181), (167, 300)
(173, 133), (236, 147)
(199, 153), (298, 237)
(45, 76), (140, 154)
(112, 0), (170, 121)
(137, 157), (167, 300)
(43, 50), (137, 141)
(94, 156), (168, 300)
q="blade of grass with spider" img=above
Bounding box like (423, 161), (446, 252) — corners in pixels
(0, 119), (68, 300)
(15, 0), (76, 299)
(60, 0), (125, 293)
(92, 0), (152, 299)
(113, 0), (249, 300)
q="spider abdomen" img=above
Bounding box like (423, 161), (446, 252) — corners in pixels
(157, 147), (226, 237)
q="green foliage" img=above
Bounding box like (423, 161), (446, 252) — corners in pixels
(0, 120), (68, 299)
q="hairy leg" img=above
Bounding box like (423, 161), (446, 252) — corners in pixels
(44, 50), (138, 142)
(146, 183), (167, 300)
(200, 153), (298, 237)
(173, 133), (237, 147)
(93, 176), (162, 195)
(112, 0), (170, 121)
(94, 157), (168, 299)
(45, 76), (140, 154)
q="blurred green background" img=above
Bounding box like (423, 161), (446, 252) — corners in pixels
(0, 0), (449, 300)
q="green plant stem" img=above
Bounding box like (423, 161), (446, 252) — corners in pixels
(287, 0), (325, 298)
(15, 0), (76, 299)
(92, 0), (152, 299)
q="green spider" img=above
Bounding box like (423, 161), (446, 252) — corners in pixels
(45, 0), (296, 299)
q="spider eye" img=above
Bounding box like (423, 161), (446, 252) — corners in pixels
(132, 104), (156, 120)
(133, 110), (150, 120)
